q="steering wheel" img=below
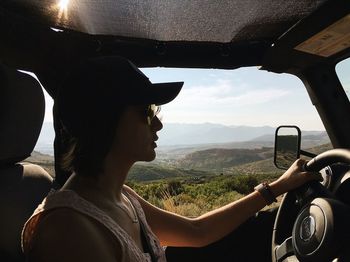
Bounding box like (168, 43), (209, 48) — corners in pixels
(272, 149), (350, 262)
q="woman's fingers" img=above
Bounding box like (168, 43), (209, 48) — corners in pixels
(301, 171), (323, 182)
(275, 159), (325, 194)
(295, 158), (308, 170)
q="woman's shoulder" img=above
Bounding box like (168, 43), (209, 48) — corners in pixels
(38, 206), (97, 230)
(123, 184), (143, 202)
(34, 207), (108, 242)
(28, 208), (121, 261)
(123, 184), (136, 195)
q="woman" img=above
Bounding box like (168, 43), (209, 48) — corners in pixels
(21, 56), (320, 262)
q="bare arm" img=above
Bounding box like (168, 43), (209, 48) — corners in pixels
(125, 159), (321, 247)
(28, 208), (121, 262)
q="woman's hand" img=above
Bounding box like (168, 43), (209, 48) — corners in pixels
(270, 159), (323, 197)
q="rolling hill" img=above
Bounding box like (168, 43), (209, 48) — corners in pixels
(175, 147), (274, 171)
(26, 131), (332, 181)
(128, 164), (212, 182)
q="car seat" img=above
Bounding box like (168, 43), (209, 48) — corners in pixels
(0, 64), (53, 262)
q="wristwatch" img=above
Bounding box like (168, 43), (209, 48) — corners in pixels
(254, 182), (277, 205)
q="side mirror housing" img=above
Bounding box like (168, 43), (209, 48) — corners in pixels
(274, 126), (301, 170)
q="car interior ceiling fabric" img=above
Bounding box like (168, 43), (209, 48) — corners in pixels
(2, 0), (327, 42)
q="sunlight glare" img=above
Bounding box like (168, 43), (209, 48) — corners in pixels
(56, 0), (70, 21)
(58, 0), (69, 11)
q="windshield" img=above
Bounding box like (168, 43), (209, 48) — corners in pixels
(32, 67), (330, 215)
(335, 57), (350, 102)
(36, 67), (329, 156)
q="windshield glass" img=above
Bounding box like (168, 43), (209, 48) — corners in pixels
(141, 67), (328, 146)
(33, 67), (329, 215)
(335, 57), (350, 102)
(36, 67), (329, 158)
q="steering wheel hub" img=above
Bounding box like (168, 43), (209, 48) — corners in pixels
(299, 215), (316, 241)
(292, 198), (350, 262)
(292, 200), (325, 258)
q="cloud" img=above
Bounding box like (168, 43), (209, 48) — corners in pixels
(167, 78), (290, 110)
(225, 88), (290, 106)
(160, 76), (293, 126)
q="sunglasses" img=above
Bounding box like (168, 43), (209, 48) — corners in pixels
(146, 104), (161, 125)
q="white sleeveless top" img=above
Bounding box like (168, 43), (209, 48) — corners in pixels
(21, 188), (167, 262)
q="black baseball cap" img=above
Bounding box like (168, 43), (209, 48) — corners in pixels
(56, 56), (183, 136)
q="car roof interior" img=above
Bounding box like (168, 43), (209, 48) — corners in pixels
(0, 0), (346, 70)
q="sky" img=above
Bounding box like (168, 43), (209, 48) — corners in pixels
(142, 67), (322, 130)
(42, 59), (350, 131)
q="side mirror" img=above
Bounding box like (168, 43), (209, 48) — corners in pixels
(274, 126), (301, 170)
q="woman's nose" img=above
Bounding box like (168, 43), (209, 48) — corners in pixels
(151, 116), (163, 131)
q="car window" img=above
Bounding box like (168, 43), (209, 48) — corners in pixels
(35, 67), (329, 156)
(142, 67), (328, 146)
(335, 57), (350, 102)
(32, 67), (330, 215)
(37, 88), (54, 155)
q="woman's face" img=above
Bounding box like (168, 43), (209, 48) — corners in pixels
(110, 105), (163, 162)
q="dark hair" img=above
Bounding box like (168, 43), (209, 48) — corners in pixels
(60, 106), (125, 177)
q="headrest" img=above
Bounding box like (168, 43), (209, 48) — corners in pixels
(0, 64), (45, 165)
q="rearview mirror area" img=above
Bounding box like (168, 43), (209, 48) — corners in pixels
(274, 126), (301, 170)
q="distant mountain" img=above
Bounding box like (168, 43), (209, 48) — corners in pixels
(26, 142), (333, 181)
(157, 130), (329, 160)
(35, 122), (277, 155)
(156, 141), (274, 161)
(251, 130), (329, 147)
(34, 122), (329, 157)
(158, 123), (276, 145)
